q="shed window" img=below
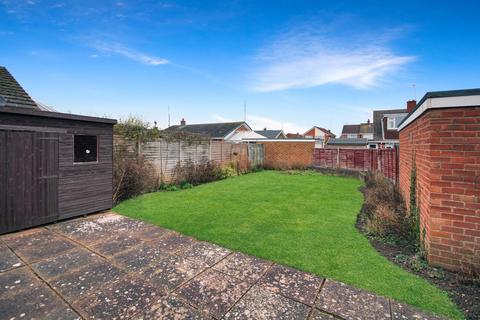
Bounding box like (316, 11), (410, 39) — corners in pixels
(74, 135), (98, 163)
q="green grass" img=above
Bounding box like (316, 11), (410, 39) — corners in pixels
(114, 170), (462, 319)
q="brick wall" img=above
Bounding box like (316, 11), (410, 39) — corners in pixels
(399, 107), (480, 271)
(313, 148), (398, 181)
(259, 141), (315, 169)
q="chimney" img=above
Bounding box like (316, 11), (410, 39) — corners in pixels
(180, 118), (186, 126)
(407, 100), (416, 113)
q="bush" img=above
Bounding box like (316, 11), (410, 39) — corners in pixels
(362, 172), (412, 242)
(173, 160), (225, 185)
(113, 152), (158, 204)
(221, 163), (237, 178)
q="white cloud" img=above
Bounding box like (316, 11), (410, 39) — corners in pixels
(251, 24), (415, 92)
(212, 114), (234, 122)
(91, 41), (169, 66)
(212, 114), (305, 134)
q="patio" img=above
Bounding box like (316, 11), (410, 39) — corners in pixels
(0, 212), (443, 320)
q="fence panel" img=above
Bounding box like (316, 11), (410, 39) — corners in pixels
(313, 148), (398, 182)
(248, 144), (264, 168)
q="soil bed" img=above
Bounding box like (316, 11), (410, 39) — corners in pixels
(357, 213), (480, 320)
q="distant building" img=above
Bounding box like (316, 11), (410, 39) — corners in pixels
(340, 121), (373, 140)
(163, 119), (265, 141)
(367, 101), (414, 149)
(254, 128), (286, 139)
(286, 133), (304, 139)
(303, 126), (336, 148)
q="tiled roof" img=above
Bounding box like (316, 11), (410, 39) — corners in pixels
(254, 130), (284, 139)
(0, 66), (38, 109)
(341, 124), (360, 134)
(163, 121), (247, 139)
(286, 133), (303, 139)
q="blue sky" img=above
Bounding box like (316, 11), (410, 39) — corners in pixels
(1, 0), (479, 135)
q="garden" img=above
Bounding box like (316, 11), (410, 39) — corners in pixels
(114, 170), (463, 319)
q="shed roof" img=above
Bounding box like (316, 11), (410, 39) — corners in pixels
(0, 66), (38, 109)
(0, 106), (117, 124)
(163, 121), (248, 139)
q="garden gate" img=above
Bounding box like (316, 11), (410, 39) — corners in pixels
(248, 143), (264, 168)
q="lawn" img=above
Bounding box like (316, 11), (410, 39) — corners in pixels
(114, 170), (462, 319)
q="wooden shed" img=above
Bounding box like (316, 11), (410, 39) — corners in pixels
(0, 66), (117, 234)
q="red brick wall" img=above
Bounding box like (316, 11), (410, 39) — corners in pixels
(259, 141), (315, 169)
(313, 148), (398, 181)
(399, 107), (480, 271)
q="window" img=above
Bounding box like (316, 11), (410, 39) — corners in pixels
(347, 134), (357, 139)
(74, 135), (98, 163)
(387, 117), (396, 129)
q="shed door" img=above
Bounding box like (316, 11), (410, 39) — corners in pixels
(0, 130), (59, 234)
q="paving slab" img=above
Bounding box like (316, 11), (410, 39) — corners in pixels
(176, 269), (250, 318)
(132, 223), (176, 241)
(50, 261), (125, 300)
(49, 213), (145, 245)
(133, 294), (211, 320)
(90, 233), (143, 257)
(150, 233), (196, 254)
(259, 263), (323, 305)
(224, 285), (311, 320)
(316, 279), (390, 320)
(3, 228), (75, 263)
(309, 309), (340, 319)
(77, 276), (165, 319)
(31, 247), (103, 281)
(0, 244), (23, 272)
(181, 241), (231, 266)
(391, 301), (445, 320)
(0, 267), (39, 298)
(212, 252), (272, 283)
(0, 268), (80, 320)
(113, 242), (173, 275)
(145, 254), (209, 291)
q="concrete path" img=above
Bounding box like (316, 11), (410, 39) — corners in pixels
(0, 212), (445, 320)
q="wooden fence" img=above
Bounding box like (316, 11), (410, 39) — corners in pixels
(313, 148), (399, 182)
(114, 136), (251, 182)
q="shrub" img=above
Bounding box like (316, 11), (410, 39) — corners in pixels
(180, 181), (193, 189)
(173, 160), (225, 185)
(362, 172), (412, 242)
(113, 152), (158, 204)
(221, 162), (237, 178)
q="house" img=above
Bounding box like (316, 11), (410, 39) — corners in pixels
(303, 126), (336, 148)
(326, 138), (369, 149)
(398, 88), (480, 272)
(286, 132), (304, 139)
(163, 119), (265, 141)
(340, 121), (373, 140)
(254, 128), (286, 139)
(0, 66), (116, 234)
(367, 101), (412, 149)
